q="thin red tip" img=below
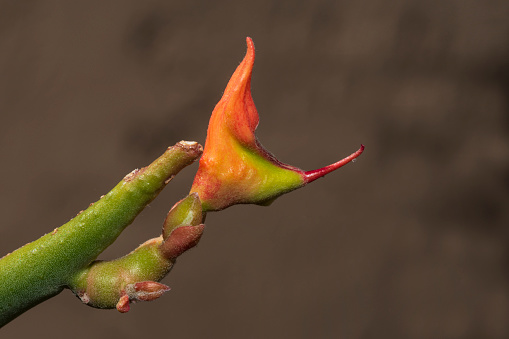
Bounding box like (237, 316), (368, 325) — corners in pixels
(304, 144), (365, 183)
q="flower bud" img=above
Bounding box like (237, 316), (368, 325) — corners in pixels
(160, 224), (205, 259)
(116, 293), (130, 313)
(160, 193), (205, 259)
(162, 193), (203, 240)
(127, 281), (171, 302)
(190, 37), (364, 211)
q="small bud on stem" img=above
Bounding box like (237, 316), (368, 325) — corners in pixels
(162, 193), (203, 240)
(126, 281), (171, 302)
(160, 224), (205, 259)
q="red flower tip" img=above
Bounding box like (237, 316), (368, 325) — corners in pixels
(303, 144), (365, 183)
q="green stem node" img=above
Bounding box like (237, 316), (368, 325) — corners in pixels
(69, 237), (172, 310)
(68, 193), (205, 312)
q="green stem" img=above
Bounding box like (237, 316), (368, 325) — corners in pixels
(69, 236), (173, 311)
(0, 141), (202, 327)
(67, 193), (205, 313)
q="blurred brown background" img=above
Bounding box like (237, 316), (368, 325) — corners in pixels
(1, 1), (508, 338)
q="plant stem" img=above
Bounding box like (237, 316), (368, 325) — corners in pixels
(0, 141), (202, 327)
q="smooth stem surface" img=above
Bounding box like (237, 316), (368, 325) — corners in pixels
(0, 141), (202, 327)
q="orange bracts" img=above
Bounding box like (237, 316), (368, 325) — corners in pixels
(191, 38), (364, 211)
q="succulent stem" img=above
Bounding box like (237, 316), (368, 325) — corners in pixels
(0, 141), (202, 327)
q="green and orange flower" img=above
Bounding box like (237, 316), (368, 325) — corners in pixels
(190, 37), (364, 211)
